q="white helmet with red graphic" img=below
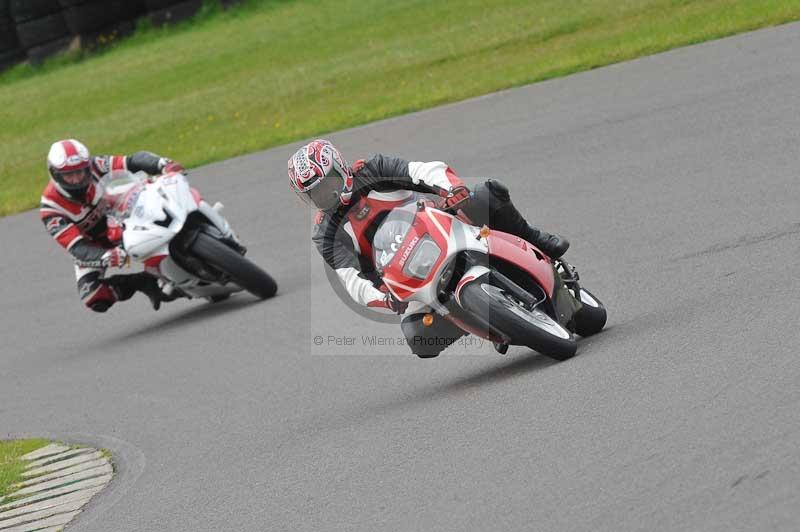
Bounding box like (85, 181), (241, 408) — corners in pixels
(47, 139), (93, 197)
(288, 139), (353, 211)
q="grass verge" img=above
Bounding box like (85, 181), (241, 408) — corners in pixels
(1, 0), (800, 215)
(0, 439), (49, 499)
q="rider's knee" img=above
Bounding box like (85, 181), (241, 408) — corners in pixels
(464, 179), (509, 224)
(78, 273), (117, 313)
(401, 314), (464, 359)
(483, 179), (510, 202)
(473, 179), (511, 203)
(83, 287), (116, 312)
(408, 337), (447, 359)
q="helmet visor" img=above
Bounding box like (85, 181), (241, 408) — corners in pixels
(53, 167), (91, 192)
(300, 170), (345, 211)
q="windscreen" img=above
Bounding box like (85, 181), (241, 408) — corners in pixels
(105, 170), (147, 220)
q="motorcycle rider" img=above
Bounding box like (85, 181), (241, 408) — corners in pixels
(40, 139), (185, 312)
(289, 139), (570, 358)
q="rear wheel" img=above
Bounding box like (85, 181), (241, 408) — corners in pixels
(15, 12), (70, 49)
(572, 288), (607, 337)
(459, 280), (577, 361)
(189, 232), (277, 299)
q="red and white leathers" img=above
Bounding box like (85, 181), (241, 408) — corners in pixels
(312, 153), (570, 357)
(312, 154), (464, 312)
(40, 150), (175, 311)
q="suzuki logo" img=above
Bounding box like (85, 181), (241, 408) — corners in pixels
(398, 235), (420, 267)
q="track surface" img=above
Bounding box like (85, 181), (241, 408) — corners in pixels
(2, 23), (800, 532)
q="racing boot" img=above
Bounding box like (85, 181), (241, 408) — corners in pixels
(521, 225), (570, 259)
(103, 272), (166, 310)
(465, 179), (570, 259)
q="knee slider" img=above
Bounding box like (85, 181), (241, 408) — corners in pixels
(401, 314), (463, 358)
(401, 314), (445, 358)
(78, 273), (117, 311)
(88, 300), (112, 313)
(409, 338), (447, 358)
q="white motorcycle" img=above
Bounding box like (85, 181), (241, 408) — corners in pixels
(106, 170), (277, 302)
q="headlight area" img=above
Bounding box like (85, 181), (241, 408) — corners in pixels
(402, 236), (442, 280)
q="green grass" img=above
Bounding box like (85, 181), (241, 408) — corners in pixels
(2, 0), (799, 215)
(0, 439), (49, 499)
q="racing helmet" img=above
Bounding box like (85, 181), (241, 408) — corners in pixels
(288, 139), (353, 211)
(47, 139), (93, 198)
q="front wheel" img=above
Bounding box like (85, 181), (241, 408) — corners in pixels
(189, 232), (277, 299)
(459, 280), (577, 361)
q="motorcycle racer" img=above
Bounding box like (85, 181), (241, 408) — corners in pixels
(40, 139), (185, 312)
(289, 139), (570, 358)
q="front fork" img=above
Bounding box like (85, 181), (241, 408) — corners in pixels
(454, 257), (544, 354)
(555, 259), (582, 301)
(451, 255), (583, 354)
(197, 200), (246, 253)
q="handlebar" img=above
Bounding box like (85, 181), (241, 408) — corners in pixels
(427, 186), (473, 215)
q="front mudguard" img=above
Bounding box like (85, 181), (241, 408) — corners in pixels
(551, 272), (582, 330)
(485, 230), (580, 329)
(485, 231), (555, 298)
(170, 215), (244, 282)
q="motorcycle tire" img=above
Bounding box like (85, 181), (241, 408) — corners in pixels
(572, 288), (607, 337)
(189, 232), (277, 300)
(63, 0), (140, 34)
(144, 0), (183, 9)
(26, 34), (73, 64)
(148, 0), (202, 27)
(15, 12), (69, 49)
(0, 16), (19, 52)
(57, 0), (97, 8)
(9, 0), (59, 24)
(0, 48), (24, 70)
(78, 20), (135, 51)
(459, 279), (577, 361)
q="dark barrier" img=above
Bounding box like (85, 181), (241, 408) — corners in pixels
(14, 0), (72, 64)
(0, 0), (25, 70)
(0, 0), (237, 71)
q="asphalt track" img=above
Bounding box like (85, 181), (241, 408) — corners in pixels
(2, 22), (800, 532)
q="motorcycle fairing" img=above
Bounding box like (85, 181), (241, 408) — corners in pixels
(123, 173), (198, 260)
(380, 205), (487, 314)
(485, 231), (556, 299)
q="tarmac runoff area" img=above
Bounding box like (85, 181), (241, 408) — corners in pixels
(0, 443), (112, 532)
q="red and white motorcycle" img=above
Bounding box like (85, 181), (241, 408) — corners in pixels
(106, 170), (277, 302)
(373, 195), (606, 360)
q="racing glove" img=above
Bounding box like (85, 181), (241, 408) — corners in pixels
(101, 246), (128, 268)
(159, 158), (186, 175)
(367, 288), (408, 314)
(350, 159), (366, 175)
